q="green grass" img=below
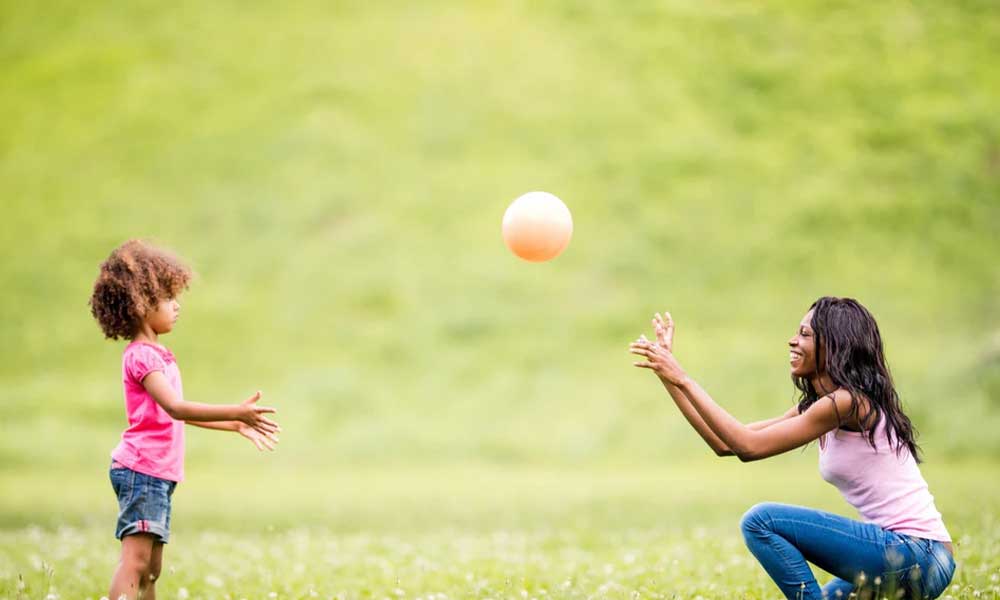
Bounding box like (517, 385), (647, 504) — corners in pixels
(1, 1), (999, 597)
(2, 460), (1000, 599)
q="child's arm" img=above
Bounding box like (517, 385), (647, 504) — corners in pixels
(188, 419), (280, 451)
(185, 391), (281, 451)
(142, 372), (279, 436)
(187, 420), (239, 432)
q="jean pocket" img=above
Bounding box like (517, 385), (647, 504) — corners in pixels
(923, 544), (956, 598)
(110, 467), (132, 498)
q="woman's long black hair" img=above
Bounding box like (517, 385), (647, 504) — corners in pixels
(794, 296), (921, 462)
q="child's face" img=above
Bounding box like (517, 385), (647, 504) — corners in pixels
(146, 297), (181, 334)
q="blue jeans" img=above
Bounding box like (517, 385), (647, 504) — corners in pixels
(741, 503), (955, 599)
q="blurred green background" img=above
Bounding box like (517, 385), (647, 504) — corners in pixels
(2, 0), (999, 557)
(3, 2), (1000, 597)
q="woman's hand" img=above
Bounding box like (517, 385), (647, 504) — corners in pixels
(630, 334), (689, 386)
(653, 311), (674, 351)
(236, 421), (279, 451)
(237, 391), (281, 435)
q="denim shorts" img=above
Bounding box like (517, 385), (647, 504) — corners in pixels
(109, 463), (177, 543)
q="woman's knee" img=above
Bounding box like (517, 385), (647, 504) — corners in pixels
(740, 502), (783, 536)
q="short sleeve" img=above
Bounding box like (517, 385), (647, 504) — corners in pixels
(124, 345), (168, 383)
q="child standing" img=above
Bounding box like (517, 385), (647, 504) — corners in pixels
(89, 240), (281, 600)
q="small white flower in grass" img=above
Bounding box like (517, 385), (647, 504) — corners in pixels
(205, 574), (223, 588)
(268, 593), (278, 599)
(177, 588), (189, 600)
(45, 594), (59, 600)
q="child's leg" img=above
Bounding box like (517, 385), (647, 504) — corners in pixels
(144, 542), (165, 600)
(740, 502), (906, 600)
(109, 533), (156, 600)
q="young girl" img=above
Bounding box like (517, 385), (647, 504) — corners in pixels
(89, 240), (281, 600)
(629, 297), (954, 599)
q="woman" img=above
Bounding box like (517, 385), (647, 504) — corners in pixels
(629, 297), (954, 599)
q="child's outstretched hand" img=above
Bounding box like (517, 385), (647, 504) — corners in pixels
(237, 421), (280, 451)
(237, 391), (281, 438)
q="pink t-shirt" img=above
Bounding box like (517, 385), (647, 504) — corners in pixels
(110, 341), (185, 482)
(819, 417), (950, 542)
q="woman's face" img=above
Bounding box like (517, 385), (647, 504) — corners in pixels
(146, 297), (181, 334)
(788, 310), (820, 378)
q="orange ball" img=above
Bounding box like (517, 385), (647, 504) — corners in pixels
(502, 191), (573, 262)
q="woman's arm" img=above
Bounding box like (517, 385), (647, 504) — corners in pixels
(656, 373), (735, 456)
(640, 313), (797, 457)
(680, 377), (845, 461)
(632, 338), (845, 462)
(657, 376), (800, 456)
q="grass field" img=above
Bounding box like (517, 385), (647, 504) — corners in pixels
(3, 459), (1000, 599)
(1, 1), (998, 598)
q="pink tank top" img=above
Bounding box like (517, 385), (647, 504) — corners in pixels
(818, 416), (950, 542)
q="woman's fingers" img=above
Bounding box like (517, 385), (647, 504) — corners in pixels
(652, 317), (667, 345)
(629, 343), (653, 355)
(253, 405), (277, 414)
(664, 312), (675, 344)
(630, 340), (661, 352)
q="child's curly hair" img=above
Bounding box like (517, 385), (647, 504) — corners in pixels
(89, 240), (193, 340)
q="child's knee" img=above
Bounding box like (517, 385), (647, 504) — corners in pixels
(121, 540), (154, 575)
(148, 557), (162, 582)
